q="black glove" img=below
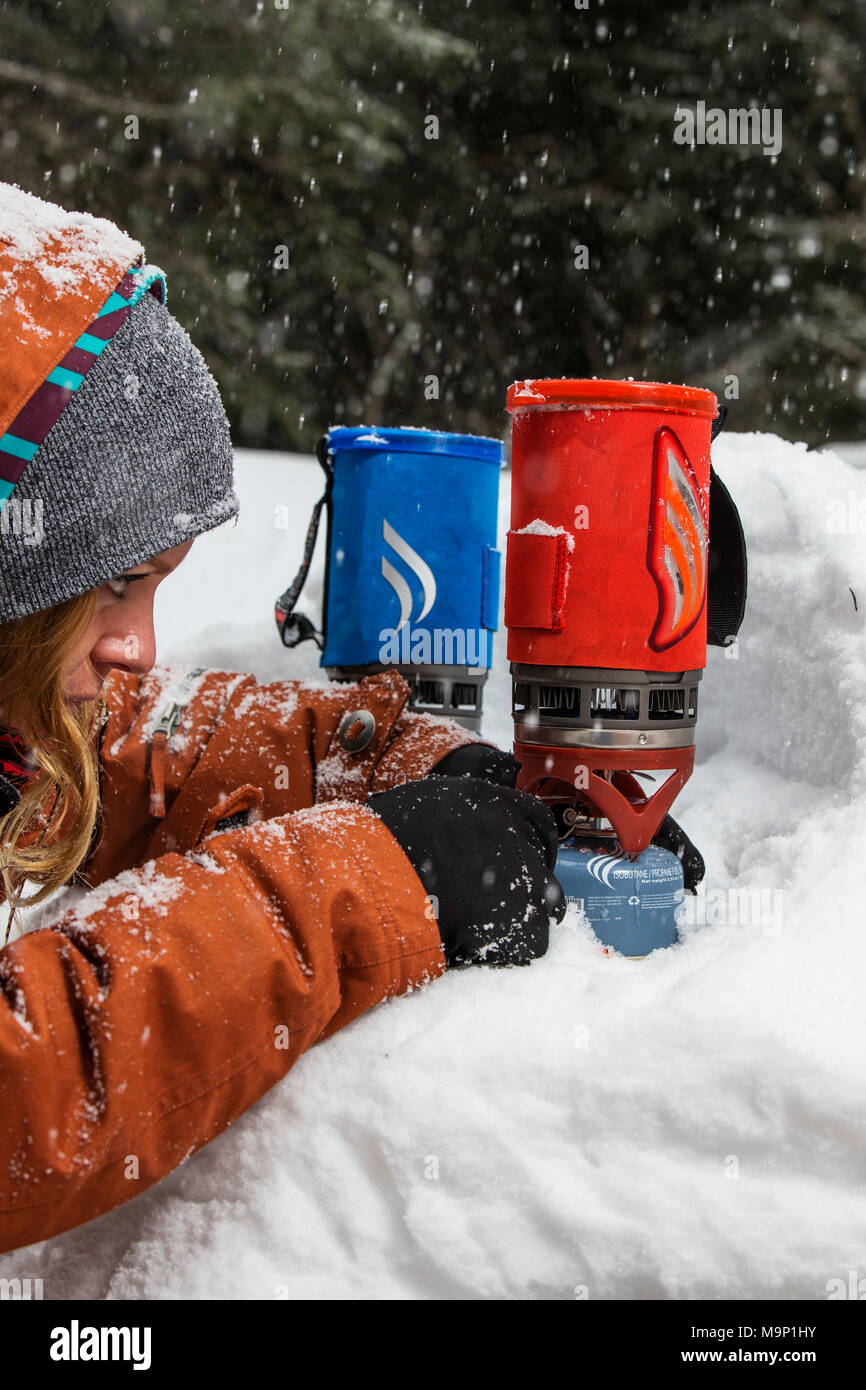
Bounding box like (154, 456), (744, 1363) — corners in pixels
(651, 813), (705, 893)
(367, 776), (565, 967)
(429, 742), (519, 788)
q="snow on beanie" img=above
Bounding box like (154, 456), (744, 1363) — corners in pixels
(0, 183), (239, 624)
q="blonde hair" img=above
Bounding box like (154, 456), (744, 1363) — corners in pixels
(0, 590), (106, 940)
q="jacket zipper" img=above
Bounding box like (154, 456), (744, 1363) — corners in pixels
(148, 668), (206, 819)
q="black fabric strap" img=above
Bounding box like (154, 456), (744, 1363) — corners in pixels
(652, 812), (705, 892)
(274, 436), (333, 650)
(706, 404), (748, 647)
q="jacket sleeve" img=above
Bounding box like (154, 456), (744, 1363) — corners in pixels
(81, 665), (483, 888)
(0, 799), (444, 1255)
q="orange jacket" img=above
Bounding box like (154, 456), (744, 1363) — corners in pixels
(0, 665), (476, 1254)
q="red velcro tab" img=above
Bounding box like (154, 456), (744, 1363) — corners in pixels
(504, 529), (569, 631)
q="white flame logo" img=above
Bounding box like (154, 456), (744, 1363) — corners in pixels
(585, 853), (630, 888)
(649, 426), (708, 650)
(381, 519), (437, 631)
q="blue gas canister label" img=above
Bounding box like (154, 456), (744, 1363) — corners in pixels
(555, 838), (684, 957)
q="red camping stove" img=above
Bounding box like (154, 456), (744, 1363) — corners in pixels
(505, 378), (718, 855)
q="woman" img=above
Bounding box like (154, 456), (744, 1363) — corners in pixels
(0, 184), (562, 1255)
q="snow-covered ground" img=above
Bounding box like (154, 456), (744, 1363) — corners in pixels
(4, 432), (866, 1299)
(825, 441), (866, 470)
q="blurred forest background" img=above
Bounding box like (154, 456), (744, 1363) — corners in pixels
(1, 0), (865, 449)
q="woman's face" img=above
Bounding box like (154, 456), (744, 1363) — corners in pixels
(63, 539), (195, 706)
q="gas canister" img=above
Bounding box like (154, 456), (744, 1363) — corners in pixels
(555, 837), (685, 958)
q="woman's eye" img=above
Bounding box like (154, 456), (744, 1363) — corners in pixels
(105, 571), (151, 598)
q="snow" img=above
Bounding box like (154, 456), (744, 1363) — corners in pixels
(3, 433), (866, 1298)
(350, 429), (391, 444)
(509, 378), (546, 402)
(35, 859), (188, 938)
(0, 183), (143, 340)
(73, 861), (186, 925)
(514, 517), (576, 551)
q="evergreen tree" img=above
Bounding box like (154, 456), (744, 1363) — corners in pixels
(1, 0), (864, 447)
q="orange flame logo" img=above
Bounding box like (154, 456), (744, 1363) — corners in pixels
(648, 427), (708, 650)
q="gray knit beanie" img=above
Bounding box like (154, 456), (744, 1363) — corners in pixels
(0, 184), (239, 625)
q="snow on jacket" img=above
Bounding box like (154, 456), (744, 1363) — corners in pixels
(0, 664), (477, 1254)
